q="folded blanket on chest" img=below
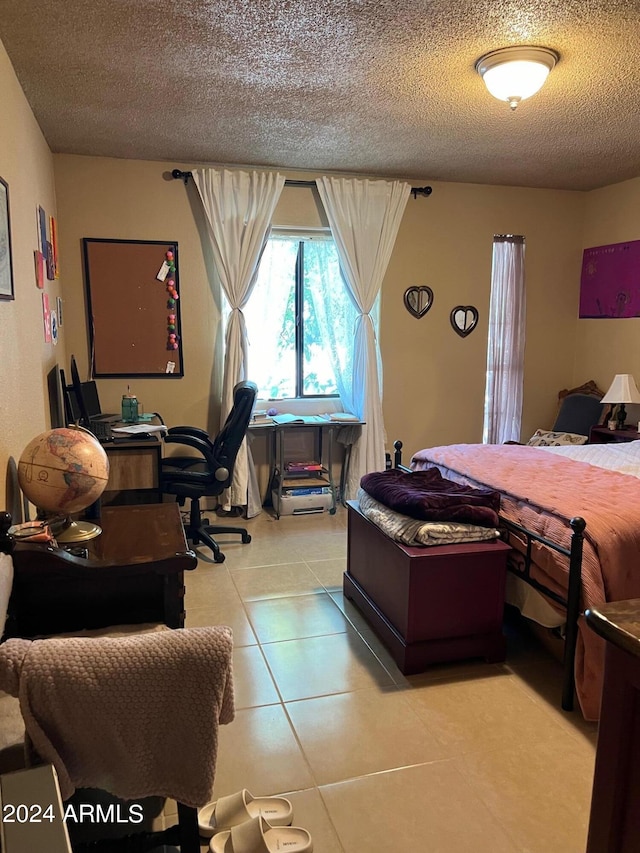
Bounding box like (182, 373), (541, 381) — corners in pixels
(0, 625), (234, 807)
(360, 468), (501, 527)
(357, 489), (500, 545)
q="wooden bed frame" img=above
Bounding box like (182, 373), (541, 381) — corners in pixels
(391, 440), (586, 712)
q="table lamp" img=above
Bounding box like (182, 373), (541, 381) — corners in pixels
(600, 374), (640, 430)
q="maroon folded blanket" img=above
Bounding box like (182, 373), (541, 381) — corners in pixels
(360, 468), (500, 527)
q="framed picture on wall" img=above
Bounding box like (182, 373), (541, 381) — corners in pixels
(0, 177), (15, 301)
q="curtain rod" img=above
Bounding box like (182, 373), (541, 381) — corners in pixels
(170, 169), (432, 198)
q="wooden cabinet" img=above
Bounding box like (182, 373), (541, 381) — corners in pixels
(585, 601), (640, 852)
(103, 437), (162, 504)
(7, 504), (196, 636)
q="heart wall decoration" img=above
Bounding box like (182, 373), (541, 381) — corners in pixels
(404, 286), (433, 319)
(450, 305), (479, 337)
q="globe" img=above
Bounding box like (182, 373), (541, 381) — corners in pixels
(17, 427), (109, 517)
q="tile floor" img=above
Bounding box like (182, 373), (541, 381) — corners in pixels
(181, 506), (598, 853)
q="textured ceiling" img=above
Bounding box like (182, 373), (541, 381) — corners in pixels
(2, 0), (640, 190)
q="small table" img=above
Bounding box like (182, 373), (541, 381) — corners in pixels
(589, 425), (640, 444)
(7, 503), (197, 637)
(249, 418), (364, 516)
(585, 601), (640, 852)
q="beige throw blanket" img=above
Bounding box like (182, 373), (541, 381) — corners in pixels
(0, 626), (234, 806)
(357, 489), (500, 546)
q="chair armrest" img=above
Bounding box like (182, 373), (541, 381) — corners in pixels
(163, 434), (215, 467)
(167, 426), (212, 445)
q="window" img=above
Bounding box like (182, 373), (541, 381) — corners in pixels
(244, 232), (358, 400)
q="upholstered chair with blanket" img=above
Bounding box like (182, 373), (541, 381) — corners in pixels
(0, 525), (234, 853)
(508, 381), (605, 447)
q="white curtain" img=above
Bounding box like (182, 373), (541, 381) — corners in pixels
(193, 168), (285, 514)
(483, 236), (526, 444)
(316, 176), (411, 498)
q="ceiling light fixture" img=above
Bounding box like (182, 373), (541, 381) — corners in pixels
(475, 46), (559, 111)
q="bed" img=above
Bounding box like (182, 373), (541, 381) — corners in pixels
(397, 438), (640, 721)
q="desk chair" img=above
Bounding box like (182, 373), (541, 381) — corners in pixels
(161, 380), (258, 563)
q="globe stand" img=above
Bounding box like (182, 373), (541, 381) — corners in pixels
(55, 516), (102, 543)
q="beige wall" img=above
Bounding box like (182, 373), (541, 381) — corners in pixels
(383, 182), (584, 459)
(0, 41), (63, 519)
(573, 177), (640, 394)
(54, 157), (586, 466)
(53, 156), (227, 433)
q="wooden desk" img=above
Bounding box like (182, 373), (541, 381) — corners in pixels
(103, 436), (162, 505)
(7, 503), (197, 637)
(585, 600), (640, 852)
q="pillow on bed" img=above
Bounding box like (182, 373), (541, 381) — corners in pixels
(526, 429), (588, 447)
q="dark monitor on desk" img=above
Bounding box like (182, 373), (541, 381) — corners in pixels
(62, 355), (122, 441)
(67, 380), (102, 422)
(47, 364), (66, 429)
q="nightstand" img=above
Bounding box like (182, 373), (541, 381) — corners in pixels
(589, 425), (640, 444)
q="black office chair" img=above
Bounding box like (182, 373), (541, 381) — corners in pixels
(160, 381), (258, 563)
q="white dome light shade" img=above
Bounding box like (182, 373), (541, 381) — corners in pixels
(475, 46), (559, 110)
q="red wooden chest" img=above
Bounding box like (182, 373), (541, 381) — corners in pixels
(344, 501), (511, 674)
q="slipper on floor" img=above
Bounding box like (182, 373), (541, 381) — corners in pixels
(209, 815), (312, 853)
(198, 789), (293, 837)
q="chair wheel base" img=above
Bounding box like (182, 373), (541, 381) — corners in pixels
(242, 533), (252, 544)
(214, 551), (226, 563)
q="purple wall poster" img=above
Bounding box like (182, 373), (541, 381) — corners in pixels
(579, 239), (640, 318)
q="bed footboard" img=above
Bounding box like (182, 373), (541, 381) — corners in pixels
(390, 440), (585, 712)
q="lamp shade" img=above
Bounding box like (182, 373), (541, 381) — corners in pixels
(475, 46), (559, 110)
(600, 374), (640, 404)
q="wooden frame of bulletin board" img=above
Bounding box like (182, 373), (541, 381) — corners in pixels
(83, 238), (184, 377)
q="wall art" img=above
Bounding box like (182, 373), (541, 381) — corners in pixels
(403, 286), (433, 318)
(579, 239), (640, 318)
(0, 177), (14, 300)
(450, 305), (478, 337)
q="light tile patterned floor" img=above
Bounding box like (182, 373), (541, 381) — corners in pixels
(183, 507), (597, 853)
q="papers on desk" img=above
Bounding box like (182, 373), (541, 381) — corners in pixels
(321, 412), (360, 422)
(271, 414), (327, 425)
(111, 423), (168, 436)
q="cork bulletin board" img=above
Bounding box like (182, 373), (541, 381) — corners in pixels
(83, 238), (183, 377)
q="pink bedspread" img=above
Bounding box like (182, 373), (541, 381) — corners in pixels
(411, 444), (640, 720)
